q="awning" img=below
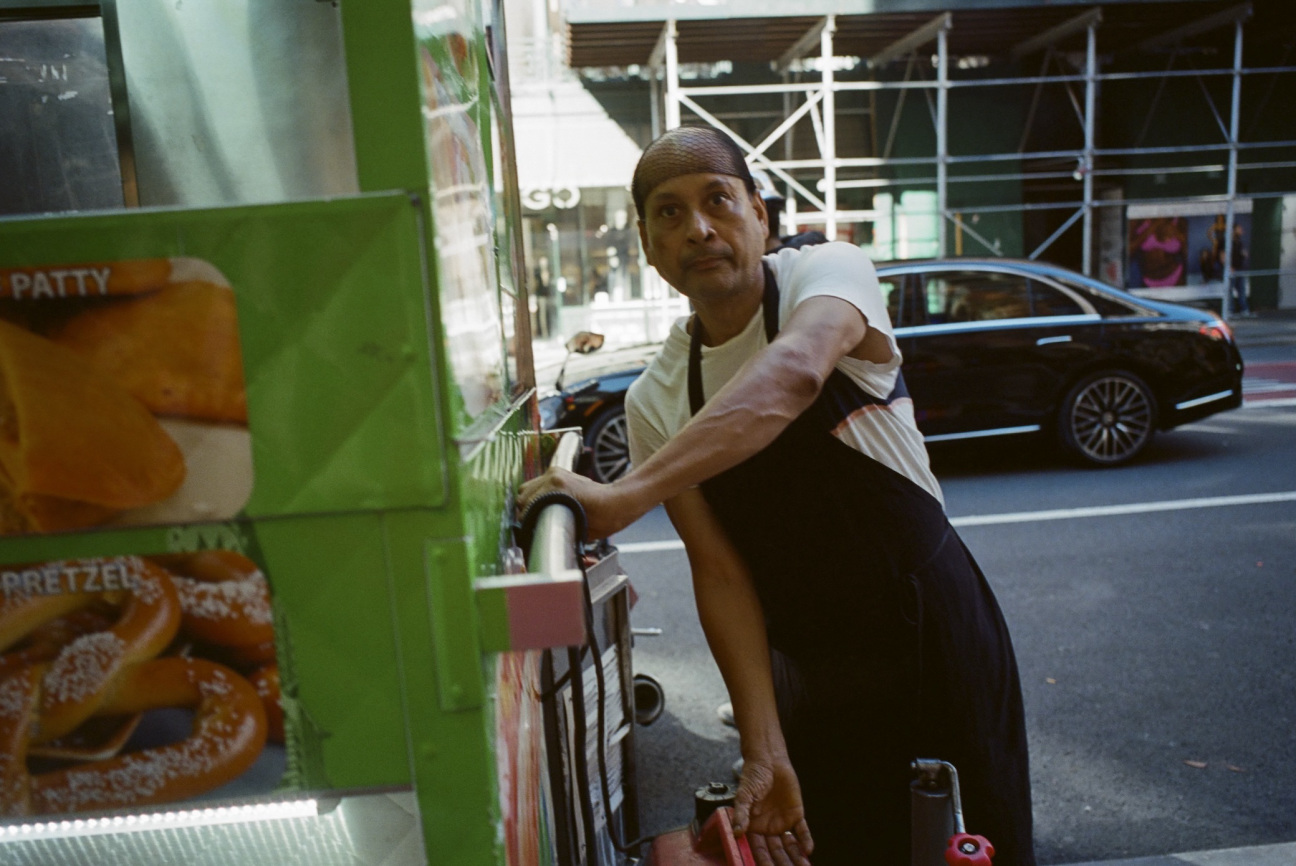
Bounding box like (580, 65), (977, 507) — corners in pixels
(564, 0), (1289, 70)
(511, 80), (643, 192)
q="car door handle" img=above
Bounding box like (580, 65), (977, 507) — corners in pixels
(1036, 335), (1072, 346)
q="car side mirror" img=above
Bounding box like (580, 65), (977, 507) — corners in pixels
(555, 331), (606, 391)
(565, 331), (605, 355)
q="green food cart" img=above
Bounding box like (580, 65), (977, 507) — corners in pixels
(0, 2), (640, 863)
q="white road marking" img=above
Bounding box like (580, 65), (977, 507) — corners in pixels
(1178, 423), (1238, 434)
(1243, 377), (1296, 394)
(1243, 396), (1296, 408)
(950, 490), (1296, 527)
(614, 490), (1296, 552)
(617, 539), (687, 553)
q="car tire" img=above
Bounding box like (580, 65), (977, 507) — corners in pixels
(1058, 370), (1157, 466)
(585, 405), (631, 483)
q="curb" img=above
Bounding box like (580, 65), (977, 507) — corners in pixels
(1057, 840), (1296, 866)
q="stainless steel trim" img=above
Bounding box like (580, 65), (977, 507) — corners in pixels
(896, 314), (1100, 338)
(1036, 335), (1074, 346)
(924, 425), (1041, 443)
(1175, 390), (1235, 411)
(454, 388), (535, 462)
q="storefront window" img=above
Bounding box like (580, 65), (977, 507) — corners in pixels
(523, 185), (662, 344)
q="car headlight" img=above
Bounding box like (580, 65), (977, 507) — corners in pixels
(537, 394), (564, 429)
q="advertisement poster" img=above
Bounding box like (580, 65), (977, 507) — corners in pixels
(495, 650), (555, 866)
(1126, 201), (1253, 302)
(0, 551), (285, 817)
(0, 258), (252, 536)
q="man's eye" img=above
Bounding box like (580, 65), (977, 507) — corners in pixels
(659, 205), (679, 218)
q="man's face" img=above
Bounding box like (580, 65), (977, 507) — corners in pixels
(637, 173), (769, 303)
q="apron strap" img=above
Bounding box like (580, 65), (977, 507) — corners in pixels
(688, 263), (781, 415)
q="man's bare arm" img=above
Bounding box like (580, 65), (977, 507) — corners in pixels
(667, 489), (784, 759)
(666, 488), (812, 859)
(517, 294), (877, 537)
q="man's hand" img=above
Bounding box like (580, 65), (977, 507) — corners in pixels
(732, 752), (814, 866)
(516, 468), (648, 540)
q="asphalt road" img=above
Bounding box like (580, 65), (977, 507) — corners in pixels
(614, 334), (1296, 863)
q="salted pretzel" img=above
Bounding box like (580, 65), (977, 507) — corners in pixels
(147, 551), (274, 659)
(0, 558), (181, 744)
(2, 656), (267, 815)
(0, 607), (144, 763)
(0, 605), (115, 679)
(0, 554), (279, 815)
(247, 664), (284, 744)
(148, 551), (283, 743)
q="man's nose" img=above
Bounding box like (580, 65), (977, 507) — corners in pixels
(685, 209), (715, 241)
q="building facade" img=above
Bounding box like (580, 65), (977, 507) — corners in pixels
(511, 0), (1296, 347)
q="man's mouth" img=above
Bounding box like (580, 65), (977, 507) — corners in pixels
(686, 251), (729, 271)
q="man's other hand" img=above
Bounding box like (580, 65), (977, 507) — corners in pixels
(732, 753), (814, 866)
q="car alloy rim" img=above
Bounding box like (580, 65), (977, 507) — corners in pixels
(1070, 376), (1153, 463)
(592, 412), (631, 481)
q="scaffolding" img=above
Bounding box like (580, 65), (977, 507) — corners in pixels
(637, 2), (1296, 315)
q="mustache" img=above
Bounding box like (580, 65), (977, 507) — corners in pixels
(682, 245), (733, 268)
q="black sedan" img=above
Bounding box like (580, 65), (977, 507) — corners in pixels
(538, 258), (1244, 480)
(537, 340), (660, 482)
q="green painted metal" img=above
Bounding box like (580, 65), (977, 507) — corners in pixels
(339, 2), (430, 197)
(0, 195), (451, 516)
(0, 0), (545, 861)
(386, 512), (503, 864)
(255, 513), (411, 791)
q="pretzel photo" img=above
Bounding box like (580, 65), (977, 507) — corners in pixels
(148, 551), (274, 657)
(2, 656), (267, 815)
(0, 554), (281, 817)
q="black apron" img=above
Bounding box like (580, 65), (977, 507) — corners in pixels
(688, 264), (1036, 865)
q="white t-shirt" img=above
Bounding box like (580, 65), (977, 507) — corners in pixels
(625, 241), (944, 505)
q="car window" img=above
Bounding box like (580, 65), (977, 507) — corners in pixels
(1029, 280), (1087, 317)
(880, 275), (907, 326)
(1056, 279), (1149, 317)
(923, 271), (1032, 323)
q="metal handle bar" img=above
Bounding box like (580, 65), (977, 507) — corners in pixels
(524, 431), (584, 579)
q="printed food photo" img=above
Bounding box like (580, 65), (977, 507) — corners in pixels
(0, 552), (284, 816)
(0, 258), (254, 536)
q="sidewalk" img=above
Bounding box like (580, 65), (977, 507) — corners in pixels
(1229, 307), (1296, 349)
(1058, 840), (1296, 866)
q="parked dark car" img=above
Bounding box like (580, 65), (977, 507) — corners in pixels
(539, 258), (1244, 480)
(537, 339), (660, 482)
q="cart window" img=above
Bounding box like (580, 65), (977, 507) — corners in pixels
(0, 17), (125, 216)
(114, 3), (357, 207)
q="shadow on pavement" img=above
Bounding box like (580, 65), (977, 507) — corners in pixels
(632, 709), (740, 840)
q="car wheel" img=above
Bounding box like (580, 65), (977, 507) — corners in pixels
(585, 406), (631, 482)
(1058, 371), (1157, 466)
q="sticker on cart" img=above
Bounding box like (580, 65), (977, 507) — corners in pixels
(0, 551), (286, 817)
(0, 258), (252, 536)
